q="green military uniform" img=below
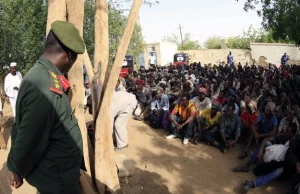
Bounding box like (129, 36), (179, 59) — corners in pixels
(7, 21), (85, 194)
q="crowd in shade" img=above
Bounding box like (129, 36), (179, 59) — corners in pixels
(115, 61), (300, 194)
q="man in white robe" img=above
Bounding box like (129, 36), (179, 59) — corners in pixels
(4, 62), (22, 117)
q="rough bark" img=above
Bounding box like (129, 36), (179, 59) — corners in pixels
(46, 0), (67, 35)
(46, 0), (95, 193)
(83, 50), (95, 86)
(94, 0), (109, 88)
(65, 0), (95, 191)
(94, 0), (143, 193)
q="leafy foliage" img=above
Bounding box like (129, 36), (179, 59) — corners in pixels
(204, 37), (222, 49)
(0, 0), (145, 82)
(0, 0), (47, 81)
(205, 25), (293, 49)
(162, 33), (201, 50)
(237, 0), (300, 45)
(84, 0), (146, 66)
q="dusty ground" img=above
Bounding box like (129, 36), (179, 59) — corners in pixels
(0, 103), (292, 194)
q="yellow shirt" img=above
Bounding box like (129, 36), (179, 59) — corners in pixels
(199, 109), (221, 127)
(171, 102), (196, 121)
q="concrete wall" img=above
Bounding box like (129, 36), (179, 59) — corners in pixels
(184, 49), (252, 65)
(144, 43), (160, 69)
(250, 43), (300, 67)
(160, 42), (178, 66)
(144, 42), (178, 67)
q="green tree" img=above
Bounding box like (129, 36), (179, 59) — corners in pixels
(84, 0), (145, 66)
(204, 37), (222, 49)
(237, 0), (300, 45)
(0, 0), (47, 80)
(162, 33), (201, 50)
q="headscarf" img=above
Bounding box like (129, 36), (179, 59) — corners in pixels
(247, 100), (258, 114)
(136, 79), (145, 86)
(196, 86), (208, 95)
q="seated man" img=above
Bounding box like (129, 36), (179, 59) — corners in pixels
(133, 79), (152, 121)
(278, 109), (299, 134)
(199, 103), (240, 153)
(218, 103), (241, 152)
(165, 94), (196, 145)
(149, 87), (170, 130)
(252, 102), (278, 145)
(193, 102), (222, 144)
(233, 124), (298, 193)
(190, 86), (211, 112)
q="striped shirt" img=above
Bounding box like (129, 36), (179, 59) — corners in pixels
(171, 102), (196, 121)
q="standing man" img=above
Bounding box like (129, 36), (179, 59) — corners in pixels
(149, 52), (156, 69)
(4, 62), (22, 117)
(227, 51), (234, 68)
(110, 90), (137, 151)
(281, 53), (289, 66)
(7, 21), (85, 194)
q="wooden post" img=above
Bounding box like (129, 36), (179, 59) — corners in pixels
(83, 50), (95, 86)
(94, 0), (143, 193)
(94, 0), (109, 88)
(46, 0), (67, 35)
(65, 0), (95, 191)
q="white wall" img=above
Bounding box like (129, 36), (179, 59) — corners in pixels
(250, 43), (300, 67)
(184, 49), (252, 65)
(160, 42), (178, 66)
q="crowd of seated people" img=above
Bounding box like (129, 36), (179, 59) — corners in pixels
(122, 61), (300, 193)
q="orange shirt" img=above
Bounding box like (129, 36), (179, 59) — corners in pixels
(171, 102), (196, 121)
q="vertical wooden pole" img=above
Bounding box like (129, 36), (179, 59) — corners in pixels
(46, 0), (67, 35)
(66, 0), (95, 190)
(94, 0), (109, 88)
(94, 0), (143, 193)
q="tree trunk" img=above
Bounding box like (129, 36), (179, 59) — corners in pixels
(94, 0), (109, 87)
(94, 0), (143, 193)
(46, 0), (67, 35)
(46, 0), (95, 193)
(65, 0), (95, 188)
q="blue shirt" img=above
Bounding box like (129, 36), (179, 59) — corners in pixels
(220, 113), (241, 138)
(227, 55), (234, 65)
(281, 55), (288, 64)
(150, 94), (169, 111)
(257, 113), (278, 134)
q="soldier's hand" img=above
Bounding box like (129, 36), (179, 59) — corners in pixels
(10, 173), (23, 189)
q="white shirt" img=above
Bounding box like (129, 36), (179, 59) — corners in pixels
(190, 97), (212, 111)
(4, 72), (22, 98)
(150, 56), (156, 64)
(110, 91), (137, 118)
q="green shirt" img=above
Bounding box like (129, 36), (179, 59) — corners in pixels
(7, 56), (83, 179)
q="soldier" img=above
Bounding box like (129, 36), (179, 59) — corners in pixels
(7, 21), (85, 194)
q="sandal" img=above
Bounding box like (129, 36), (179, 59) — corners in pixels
(114, 145), (129, 151)
(232, 165), (249, 172)
(238, 151), (249, 159)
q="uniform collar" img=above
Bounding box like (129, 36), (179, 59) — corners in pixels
(38, 56), (71, 92)
(38, 55), (62, 76)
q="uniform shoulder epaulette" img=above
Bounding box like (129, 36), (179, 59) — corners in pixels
(49, 71), (63, 95)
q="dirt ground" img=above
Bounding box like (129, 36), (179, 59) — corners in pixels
(0, 103), (292, 194)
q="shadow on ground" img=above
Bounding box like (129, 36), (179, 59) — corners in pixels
(120, 159), (171, 194)
(0, 162), (12, 194)
(129, 121), (292, 194)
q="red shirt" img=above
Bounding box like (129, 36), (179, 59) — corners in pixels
(241, 111), (258, 128)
